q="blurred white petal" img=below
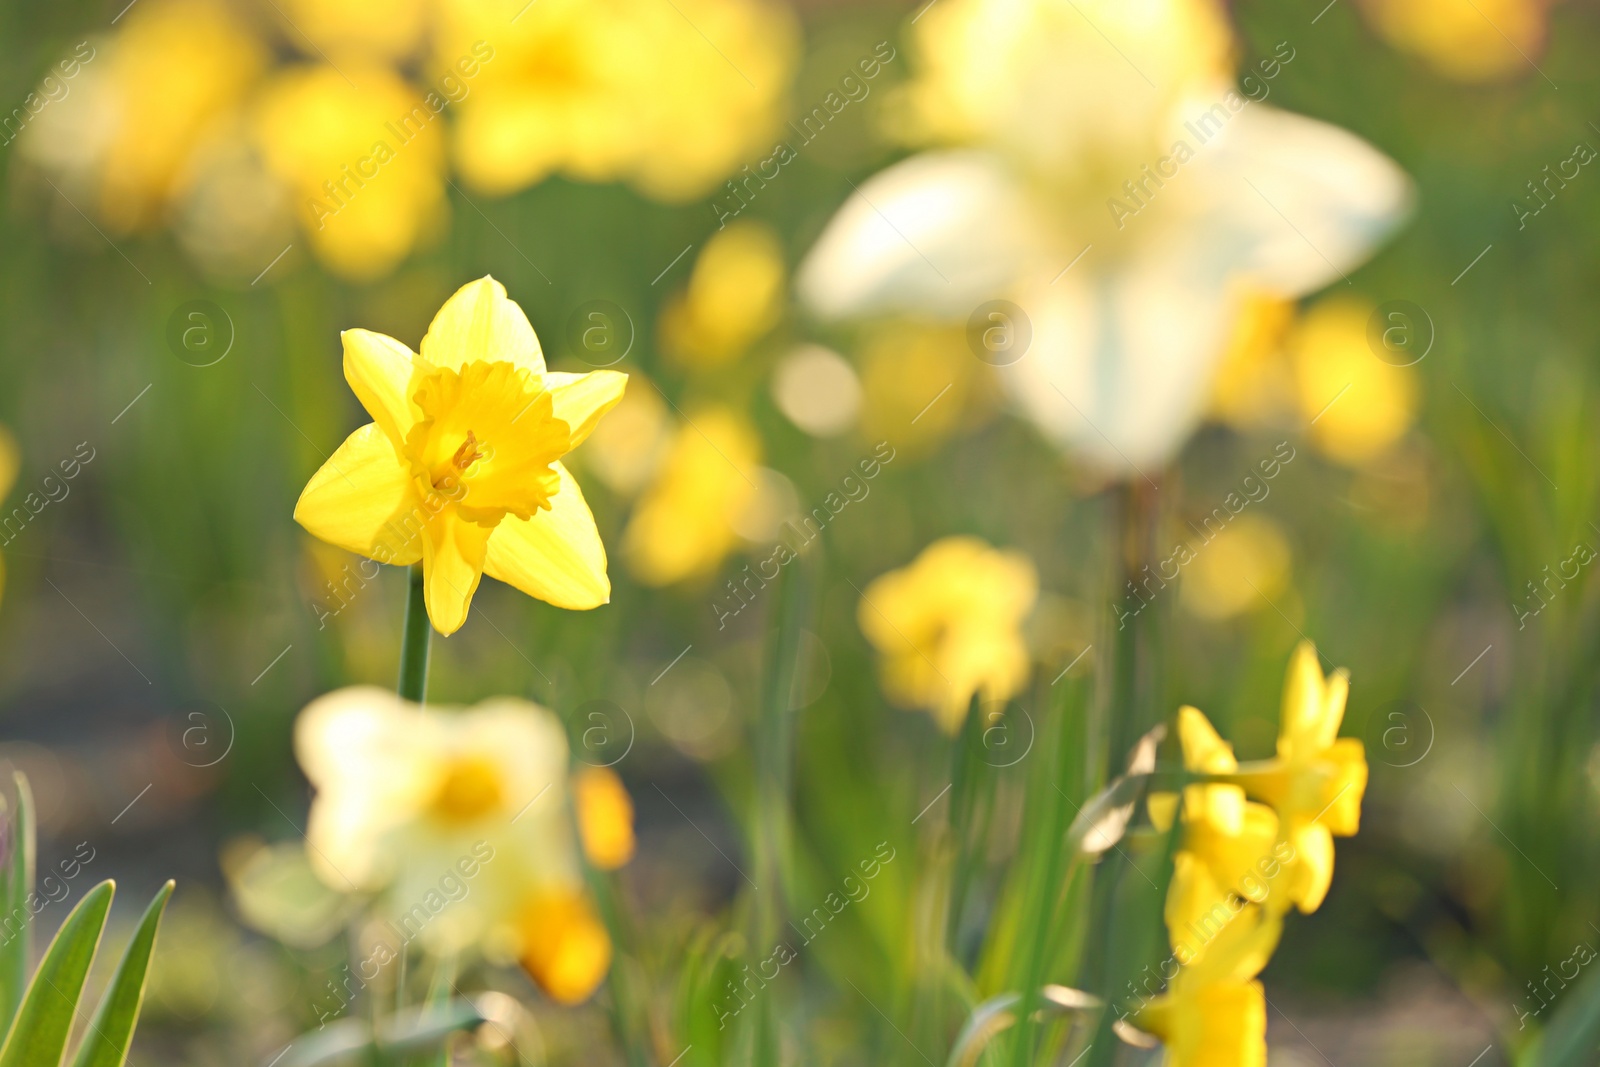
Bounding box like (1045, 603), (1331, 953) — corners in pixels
(796, 150), (1036, 317)
(1001, 255), (1237, 474)
(1180, 104), (1414, 296)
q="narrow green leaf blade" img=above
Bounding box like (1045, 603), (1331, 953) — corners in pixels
(68, 880), (173, 1067)
(1530, 959), (1600, 1067)
(0, 773), (37, 1030)
(0, 879), (113, 1067)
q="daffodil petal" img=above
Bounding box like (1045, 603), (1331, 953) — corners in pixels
(999, 263), (1236, 474)
(343, 329), (420, 446)
(1191, 104), (1414, 297)
(422, 514), (494, 636)
(293, 423), (424, 564)
(1278, 641), (1326, 760)
(295, 686), (435, 890)
(547, 370), (628, 448)
(484, 462), (610, 610)
(796, 150), (1036, 317)
(1290, 823), (1336, 913)
(420, 275), (545, 374)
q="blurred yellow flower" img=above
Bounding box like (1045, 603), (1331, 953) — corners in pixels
(1360, 0), (1552, 82)
(659, 221), (786, 369)
(439, 0), (796, 201)
(1179, 513), (1292, 621)
(1135, 902), (1281, 1067)
(254, 62), (447, 281)
(574, 766), (635, 870)
(622, 408), (762, 586)
(1291, 298), (1418, 467)
(293, 277), (626, 635)
(514, 888), (612, 1005)
(579, 376), (671, 497)
(1227, 642), (1368, 913)
(22, 0), (265, 231)
(1208, 289), (1296, 431)
(858, 536), (1037, 732)
(281, 0), (428, 62)
(858, 323), (984, 458)
(1149, 708), (1282, 959)
(294, 686), (588, 956)
(621, 0), (799, 203)
(799, 0), (1411, 475)
(0, 428), (16, 607)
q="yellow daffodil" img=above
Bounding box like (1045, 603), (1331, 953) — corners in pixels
(438, 0), (796, 201)
(254, 62), (447, 280)
(293, 277), (626, 635)
(857, 322), (987, 458)
(858, 536), (1037, 732)
(659, 221), (786, 369)
(1178, 514), (1292, 621)
(617, 0), (798, 202)
(798, 0), (1411, 475)
(622, 407), (762, 586)
(574, 766), (635, 870)
(21, 0), (265, 231)
(1226, 642), (1368, 913)
(1135, 903), (1282, 1067)
(1359, 0), (1552, 82)
(281, 0), (429, 63)
(1150, 708), (1282, 962)
(0, 428), (16, 606)
(1290, 298), (1418, 467)
(294, 686), (586, 954)
(577, 375), (671, 497)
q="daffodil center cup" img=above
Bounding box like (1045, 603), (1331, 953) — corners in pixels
(430, 755), (505, 823)
(406, 361), (573, 522)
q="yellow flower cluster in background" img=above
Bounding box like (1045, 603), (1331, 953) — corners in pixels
(658, 222), (787, 370)
(1138, 642), (1368, 1065)
(1359, 0), (1556, 82)
(20, 0), (797, 281)
(1211, 295), (1419, 467)
(439, 0), (796, 201)
(293, 687), (634, 1004)
(294, 276), (625, 635)
(858, 536), (1037, 732)
(622, 407), (763, 587)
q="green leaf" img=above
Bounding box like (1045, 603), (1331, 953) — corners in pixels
(276, 1000), (486, 1067)
(0, 773), (37, 1031)
(68, 880), (173, 1067)
(0, 879), (113, 1067)
(1528, 958), (1600, 1067)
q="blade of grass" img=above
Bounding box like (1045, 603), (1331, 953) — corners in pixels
(0, 879), (113, 1067)
(69, 880), (174, 1067)
(0, 773), (34, 1032)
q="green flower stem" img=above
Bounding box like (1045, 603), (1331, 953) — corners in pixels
(397, 564), (431, 704)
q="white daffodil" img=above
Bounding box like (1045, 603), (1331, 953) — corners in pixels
(797, 0), (1413, 475)
(294, 686), (582, 955)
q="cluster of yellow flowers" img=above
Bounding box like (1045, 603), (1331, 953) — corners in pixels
(1133, 643), (1368, 1065)
(857, 536), (1038, 732)
(20, 0), (796, 280)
